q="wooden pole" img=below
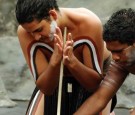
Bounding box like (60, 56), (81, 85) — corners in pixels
(57, 27), (67, 115)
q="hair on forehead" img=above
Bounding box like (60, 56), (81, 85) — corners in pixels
(103, 8), (135, 45)
(15, 0), (59, 24)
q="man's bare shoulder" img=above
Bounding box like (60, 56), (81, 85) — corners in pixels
(17, 25), (34, 53)
(64, 8), (103, 50)
(66, 8), (102, 33)
(17, 25), (33, 43)
(76, 8), (101, 22)
(62, 7), (101, 24)
(76, 8), (102, 31)
(69, 7), (97, 16)
(17, 25), (27, 36)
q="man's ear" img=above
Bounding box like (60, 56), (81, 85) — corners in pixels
(49, 10), (57, 20)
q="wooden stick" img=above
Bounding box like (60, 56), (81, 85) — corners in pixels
(57, 27), (67, 115)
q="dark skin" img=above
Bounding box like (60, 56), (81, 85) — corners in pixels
(18, 8), (106, 94)
(17, 8), (111, 114)
(74, 41), (135, 115)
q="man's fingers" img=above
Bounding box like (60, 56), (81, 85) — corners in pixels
(54, 34), (63, 47)
(67, 33), (72, 41)
(55, 27), (63, 42)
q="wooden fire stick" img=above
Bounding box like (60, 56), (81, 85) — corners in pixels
(57, 27), (67, 115)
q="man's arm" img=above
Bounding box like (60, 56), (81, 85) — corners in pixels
(17, 26), (63, 95)
(63, 17), (104, 90)
(74, 61), (129, 115)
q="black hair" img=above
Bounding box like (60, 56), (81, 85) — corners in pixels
(103, 8), (135, 45)
(15, 0), (59, 24)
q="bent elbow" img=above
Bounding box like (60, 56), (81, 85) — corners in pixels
(36, 80), (54, 96)
(87, 79), (102, 91)
(91, 77), (103, 91)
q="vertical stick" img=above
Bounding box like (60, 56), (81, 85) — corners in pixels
(57, 27), (67, 115)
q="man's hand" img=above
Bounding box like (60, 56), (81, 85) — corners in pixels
(63, 33), (75, 66)
(50, 27), (63, 66)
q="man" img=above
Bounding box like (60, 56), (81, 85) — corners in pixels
(74, 8), (135, 115)
(15, 0), (114, 114)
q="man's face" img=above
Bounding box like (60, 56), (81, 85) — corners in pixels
(21, 19), (57, 43)
(106, 41), (135, 66)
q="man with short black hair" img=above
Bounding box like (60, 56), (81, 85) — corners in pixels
(15, 0), (114, 114)
(74, 8), (135, 115)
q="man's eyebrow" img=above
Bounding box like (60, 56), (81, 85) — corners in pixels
(111, 49), (123, 53)
(32, 27), (42, 33)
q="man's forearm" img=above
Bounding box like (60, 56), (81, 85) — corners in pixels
(73, 91), (106, 115)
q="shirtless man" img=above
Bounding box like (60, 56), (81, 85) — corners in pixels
(74, 8), (135, 115)
(15, 0), (114, 114)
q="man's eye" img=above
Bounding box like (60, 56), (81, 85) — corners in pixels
(34, 28), (42, 33)
(37, 28), (42, 32)
(112, 50), (122, 53)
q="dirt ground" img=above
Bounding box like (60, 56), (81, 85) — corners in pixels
(0, 100), (130, 115)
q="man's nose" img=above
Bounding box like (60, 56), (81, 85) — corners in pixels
(33, 33), (41, 41)
(112, 53), (120, 62)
